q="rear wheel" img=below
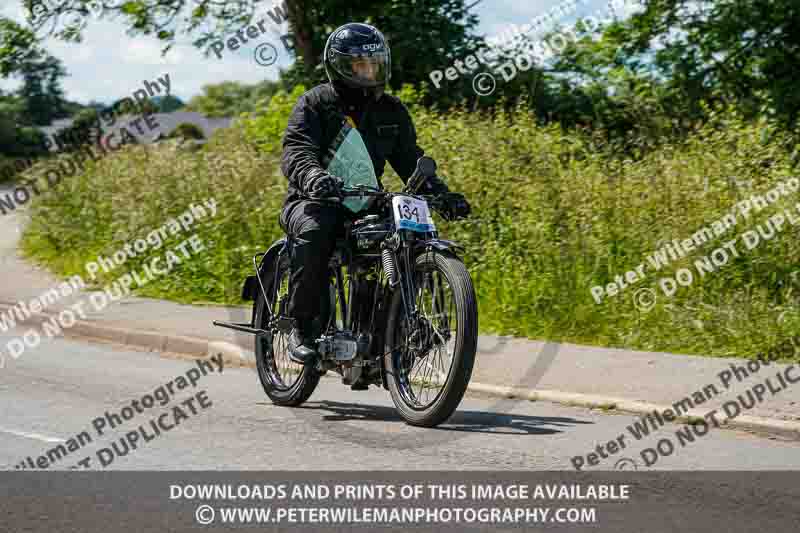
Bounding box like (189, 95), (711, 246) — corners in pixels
(254, 249), (320, 407)
(384, 250), (478, 427)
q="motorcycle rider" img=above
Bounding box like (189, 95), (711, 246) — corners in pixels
(280, 22), (471, 365)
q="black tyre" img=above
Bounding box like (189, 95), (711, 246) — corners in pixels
(254, 248), (320, 407)
(384, 250), (478, 427)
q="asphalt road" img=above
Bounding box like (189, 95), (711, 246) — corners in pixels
(2, 327), (799, 471)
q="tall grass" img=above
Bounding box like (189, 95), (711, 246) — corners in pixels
(20, 86), (800, 359)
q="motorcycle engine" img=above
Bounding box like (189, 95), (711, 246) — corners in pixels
(317, 331), (372, 385)
(318, 331), (359, 361)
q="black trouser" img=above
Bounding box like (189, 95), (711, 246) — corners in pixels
(279, 200), (346, 332)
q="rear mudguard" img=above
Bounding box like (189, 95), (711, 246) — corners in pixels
(241, 237), (287, 302)
(241, 237), (333, 332)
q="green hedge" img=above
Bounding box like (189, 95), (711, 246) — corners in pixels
(19, 85), (800, 359)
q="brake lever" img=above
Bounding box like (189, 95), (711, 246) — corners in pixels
(404, 164), (429, 194)
(427, 195), (463, 221)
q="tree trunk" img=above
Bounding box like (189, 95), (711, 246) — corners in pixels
(286, 0), (317, 72)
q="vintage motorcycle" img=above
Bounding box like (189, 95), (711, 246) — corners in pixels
(214, 157), (477, 427)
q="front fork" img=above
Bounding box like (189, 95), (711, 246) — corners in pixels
(391, 232), (449, 330)
(395, 242), (451, 351)
(380, 232), (414, 329)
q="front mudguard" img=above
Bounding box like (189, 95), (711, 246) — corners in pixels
(410, 238), (465, 255)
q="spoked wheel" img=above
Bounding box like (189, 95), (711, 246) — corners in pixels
(254, 251), (320, 407)
(384, 250), (478, 427)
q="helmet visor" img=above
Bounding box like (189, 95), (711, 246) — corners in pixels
(329, 51), (389, 88)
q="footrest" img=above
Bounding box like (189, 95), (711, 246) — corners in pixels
(212, 320), (268, 336)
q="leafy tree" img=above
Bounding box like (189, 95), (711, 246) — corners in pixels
(154, 94), (185, 112)
(184, 78), (285, 116)
(0, 17), (38, 77)
(169, 122), (205, 140)
(545, 0), (800, 131)
(0, 93), (26, 155)
(185, 81), (258, 117)
(0, 18), (67, 159)
(0, 90), (47, 175)
(85, 100), (107, 111)
(499, 15), (679, 143)
(638, 0), (800, 126)
(61, 107), (101, 149)
(16, 51), (69, 126)
(138, 96), (159, 115)
(246, 78), (282, 108)
(432, 0), (800, 147)
(109, 95), (158, 116)
(1, 16), (70, 127)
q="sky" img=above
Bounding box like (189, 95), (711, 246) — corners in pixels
(0, 0), (617, 106)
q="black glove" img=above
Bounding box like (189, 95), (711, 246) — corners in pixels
(418, 175), (450, 196)
(305, 171), (343, 199)
(437, 192), (471, 221)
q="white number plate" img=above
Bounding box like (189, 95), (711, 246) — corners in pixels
(392, 195), (436, 233)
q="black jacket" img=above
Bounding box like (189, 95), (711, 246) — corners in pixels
(280, 83), (429, 210)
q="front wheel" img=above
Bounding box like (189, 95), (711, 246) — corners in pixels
(384, 250), (478, 427)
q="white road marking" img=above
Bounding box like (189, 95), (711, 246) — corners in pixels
(0, 426), (65, 443)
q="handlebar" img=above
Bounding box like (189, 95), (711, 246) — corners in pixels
(339, 187), (387, 198)
(339, 187), (440, 205)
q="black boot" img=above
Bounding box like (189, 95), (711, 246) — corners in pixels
(288, 319), (317, 364)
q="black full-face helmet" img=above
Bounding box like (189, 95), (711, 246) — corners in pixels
(324, 23), (391, 101)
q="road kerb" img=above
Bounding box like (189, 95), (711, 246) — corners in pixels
(461, 383), (800, 438)
(207, 340), (255, 367)
(2, 303), (799, 438)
